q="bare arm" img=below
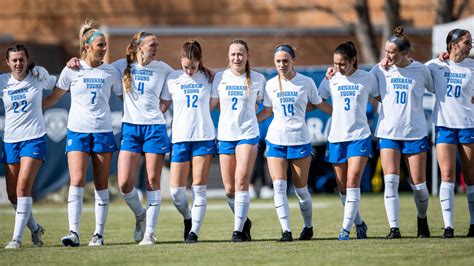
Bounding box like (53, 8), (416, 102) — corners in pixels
(210, 97), (219, 111)
(314, 100), (332, 115)
(42, 88), (67, 110)
(160, 99), (172, 113)
(257, 106), (272, 122)
(66, 57), (81, 70)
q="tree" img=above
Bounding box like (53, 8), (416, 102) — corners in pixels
(436, 0), (470, 24)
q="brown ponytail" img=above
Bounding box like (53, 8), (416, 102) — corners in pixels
(123, 31), (153, 93)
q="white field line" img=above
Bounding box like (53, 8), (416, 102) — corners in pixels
(0, 202), (330, 215)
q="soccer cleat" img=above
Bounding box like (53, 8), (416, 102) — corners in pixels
(134, 213), (146, 242)
(442, 227), (454, 238)
(278, 230), (293, 242)
(466, 224), (474, 237)
(5, 240), (21, 249)
(31, 224), (45, 246)
(185, 232), (198, 244)
(62, 231), (80, 247)
(88, 234), (104, 247)
(338, 228), (350, 241)
(139, 232), (157, 246)
(417, 217), (430, 238)
(231, 231), (244, 242)
(385, 227), (401, 239)
(298, 227), (313, 240)
(355, 221), (368, 239)
(242, 218), (252, 241)
(183, 218), (192, 240)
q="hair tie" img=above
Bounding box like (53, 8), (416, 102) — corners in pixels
(86, 31), (103, 45)
(274, 45), (296, 58)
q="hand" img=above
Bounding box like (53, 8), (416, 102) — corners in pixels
(66, 57), (81, 69)
(31, 65), (49, 81)
(325, 67), (336, 79)
(438, 51), (449, 62)
(380, 57), (390, 70)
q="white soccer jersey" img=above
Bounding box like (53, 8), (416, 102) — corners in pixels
(426, 58), (474, 128)
(0, 73), (56, 142)
(56, 60), (122, 133)
(263, 73), (323, 145)
(319, 70), (379, 143)
(112, 59), (173, 125)
(213, 69), (266, 141)
(162, 70), (216, 143)
(370, 61), (434, 140)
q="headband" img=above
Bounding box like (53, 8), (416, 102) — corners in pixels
(86, 31), (103, 45)
(449, 29), (464, 44)
(132, 32), (150, 46)
(388, 35), (410, 51)
(274, 45), (296, 58)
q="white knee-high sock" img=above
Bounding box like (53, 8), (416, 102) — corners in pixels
(338, 192), (363, 225)
(68, 186), (84, 234)
(466, 185), (474, 225)
(145, 190), (161, 234)
(94, 189), (109, 236)
(122, 188), (145, 218)
(170, 186), (191, 220)
(11, 204), (38, 232)
(226, 196), (235, 213)
(191, 185), (207, 235)
(384, 174), (400, 228)
(294, 185), (313, 228)
(12, 197), (32, 242)
(273, 179), (291, 232)
(439, 181), (454, 228)
(342, 188), (361, 232)
(234, 191), (250, 232)
(440, 181), (455, 228)
(411, 182), (429, 219)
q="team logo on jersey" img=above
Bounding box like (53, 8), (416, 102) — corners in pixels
(44, 108), (68, 143)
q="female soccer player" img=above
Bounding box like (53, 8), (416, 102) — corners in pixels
(111, 32), (173, 245)
(43, 19), (122, 247)
(319, 41), (378, 240)
(1, 44), (55, 249)
(370, 26), (434, 238)
(213, 39), (266, 242)
(161, 40), (215, 243)
(426, 29), (474, 238)
(258, 44), (331, 241)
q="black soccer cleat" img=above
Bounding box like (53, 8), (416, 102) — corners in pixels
(417, 216), (431, 238)
(183, 218), (192, 240)
(278, 230), (293, 242)
(466, 224), (474, 237)
(442, 227), (454, 238)
(355, 221), (368, 239)
(185, 232), (198, 244)
(386, 227), (401, 239)
(242, 218), (252, 241)
(298, 227), (313, 240)
(231, 231), (244, 242)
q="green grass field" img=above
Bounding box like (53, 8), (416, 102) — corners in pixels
(1, 193), (473, 265)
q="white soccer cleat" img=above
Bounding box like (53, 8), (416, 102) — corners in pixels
(61, 231), (80, 247)
(88, 234), (104, 247)
(138, 232), (157, 246)
(31, 224), (45, 246)
(134, 213), (146, 242)
(5, 240), (21, 249)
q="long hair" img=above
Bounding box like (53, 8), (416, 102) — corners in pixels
(334, 41), (358, 69)
(229, 39), (251, 95)
(274, 44), (296, 92)
(78, 19), (102, 59)
(388, 26), (411, 52)
(181, 40), (214, 82)
(123, 31), (154, 93)
(446, 28), (471, 53)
